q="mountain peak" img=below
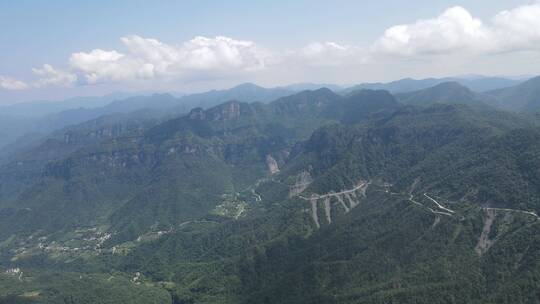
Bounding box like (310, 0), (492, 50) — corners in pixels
(430, 81), (471, 91)
(520, 75), (540, 86)
(231, 82), (265, 91)
(485, 74), (540, 112)
(396, 81), (481, 106)
(205, 100), (244, 121)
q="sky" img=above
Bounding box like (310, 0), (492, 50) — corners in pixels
(1, 0), (539, 103)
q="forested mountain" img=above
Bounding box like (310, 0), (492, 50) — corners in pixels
(485, 76), (540, 112)
(0, 84), (297, 158)
(395, 82), (495, 106)
(0, 93), (135, 118)
(343, 76), (522, 95)
(0, 84), (539, 303)
(0, 88), (396, 241)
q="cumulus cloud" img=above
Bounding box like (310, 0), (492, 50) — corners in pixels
(0, 76), (28, 90)
(4, 2), (540, 91)
(295, 42), (366, 67)
(374, 7), (488, 56)
(373, 3), (540, 56)
(32, 64), (77, 87)
(179, 36), (267, 71)
(69, 35), (268, 83)
(69, 49), (150, 83)
(491, 3), (540, 52)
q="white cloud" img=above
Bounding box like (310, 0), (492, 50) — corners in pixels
(179, 36), (267, 71)
(296, 42), (366, 67)
(373, 4), (540, 57)
(0, 76), (28, 90)
(69, 35), (268, 84)
(6, 2), (540, 91)
(69, 49), (147, 84)
(373, 6), (489, 56)
(491, 3), (540, 52)
(32, 64), (77, 87)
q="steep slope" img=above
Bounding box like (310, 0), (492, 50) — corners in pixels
(395, 82), (495, 106)
(171, 83), (294, 112)
(343, 76), (522, 95)
(0, 115), (34, 153)
(332, 89), (400, 123)
(1, 88), (395, 241)
(235, 104), (540, 304)
(283, 104), (538, 212)
(118, 103), (540, 304)
(0, 94), (177, 156)
(0, 92), (134, 118)
(0, 84), (295, 155)
(486, 76), (540, 112)
(1, 90), (540, 304)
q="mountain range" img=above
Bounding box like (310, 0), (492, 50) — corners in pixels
(0, 76), (532, 156)
(343, 76), (523, 94)
(0, 77), (540, 303)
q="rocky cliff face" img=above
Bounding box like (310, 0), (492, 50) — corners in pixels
(266, 154), (280, 174)
(205, 101), (244, 121)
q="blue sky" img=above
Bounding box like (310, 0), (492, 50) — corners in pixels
(0, 0), (538, 102)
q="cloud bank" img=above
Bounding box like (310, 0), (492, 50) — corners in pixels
(32, 64), (77, 87)
(374, 3), (540, 56)
(0, 76), (28, 90)
(2, 2), (540, 90)
(69, 35), (268, 84)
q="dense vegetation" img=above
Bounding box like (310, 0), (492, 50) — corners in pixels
(0, 82), (539, 303)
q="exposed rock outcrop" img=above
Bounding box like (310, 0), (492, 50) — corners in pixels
(289, 170), (313, 197)
(266, 154), (280, 174)
(300, 180), (370, 228)
(475, 209), (496, 255)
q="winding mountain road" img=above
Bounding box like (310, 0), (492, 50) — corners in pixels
(424, 194), (455, 214)
(482, 207), (539, 220)
(298, 181), (369, 228)
(299, 182), (369, 201)
(408, 194), (453, 216)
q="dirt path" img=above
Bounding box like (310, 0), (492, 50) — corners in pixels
(299, 181), (369, 228)
(408, 194), (453, 217)
(424, 194), (455, 214)
(299, 182), (369, 200)
(482, 207), (539, 220)
(251, 189), (262, 202)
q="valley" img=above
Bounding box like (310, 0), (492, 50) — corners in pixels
(4, 2), (540, 302)
(0, 79), (540, 303)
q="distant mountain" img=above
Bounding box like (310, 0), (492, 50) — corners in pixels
(485, 76), (540, 112)
(0, 94), (179, 156)
(278, 83), (343, 92)
(331, 89), (401, 123)
(0, 88), (398, 241)
(33, 94), (176, 130)
(344, 78), (445, 94)
(0, 115), (34, 156)
(172, 82), (295, 112)
(460, 76), (523, 92)
(344, 76), (523, 94)
(1, 86), (540, 303)
(395, 82), (496, 106)
(0, 92), (135, 118)
(0, 84), (297, 154)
